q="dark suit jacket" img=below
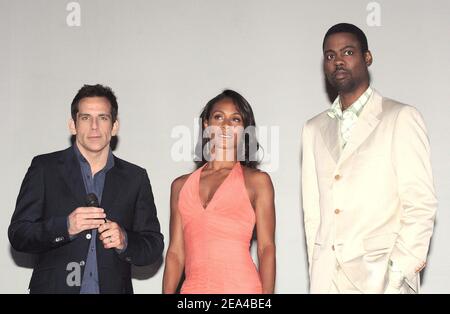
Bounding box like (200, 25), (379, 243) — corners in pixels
(8, 147), (164, 293)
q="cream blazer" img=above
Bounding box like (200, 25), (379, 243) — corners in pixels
(301, 90), (437, 293)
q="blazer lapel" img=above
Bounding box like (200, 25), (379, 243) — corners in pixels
(101, 157), (123, 219)
(320, 114), (341, 164)
(58, 147), (86, 205)
(337, 91), (383, 167)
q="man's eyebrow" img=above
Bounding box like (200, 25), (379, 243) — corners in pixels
(78, 113), (111, 116)
(340, 45), (356, 51)
(324, 45), (357, 54)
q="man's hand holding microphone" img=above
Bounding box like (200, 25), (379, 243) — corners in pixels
(68, 193), (126, 250)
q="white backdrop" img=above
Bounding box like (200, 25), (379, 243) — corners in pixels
(1, 0), (449, 293)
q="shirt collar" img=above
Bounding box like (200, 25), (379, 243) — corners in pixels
(327, 86), (373, 120)
(73, 143), (115, 172)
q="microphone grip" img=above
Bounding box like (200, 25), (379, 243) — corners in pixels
(85, 193), (107, 223)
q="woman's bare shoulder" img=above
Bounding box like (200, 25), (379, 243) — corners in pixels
(171, 172), (193, 193)
(242, 166), (273, 187)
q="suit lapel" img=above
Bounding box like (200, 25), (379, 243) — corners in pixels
(101, 157), (123, 218)
(320, 116), (341, 164)
(337, 91), (383, 166)
(58, 147), (86, 205)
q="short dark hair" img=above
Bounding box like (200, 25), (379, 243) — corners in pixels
(71, 84), (118, 123)
(323, 23), (369, 53)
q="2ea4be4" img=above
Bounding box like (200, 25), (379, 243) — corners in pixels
(221, 298), (272, 309)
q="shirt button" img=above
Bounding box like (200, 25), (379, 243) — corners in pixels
(334, 174), (341, 180)
(335, 209), (341, 214)
(86, 233), (92, 240)
(79, 261), (85, 266)
(332, 245), (335, 251)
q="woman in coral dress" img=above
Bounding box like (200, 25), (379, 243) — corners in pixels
(163, 89), (276, 294)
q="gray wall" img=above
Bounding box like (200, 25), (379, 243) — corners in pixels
(1, 0), (448, 293)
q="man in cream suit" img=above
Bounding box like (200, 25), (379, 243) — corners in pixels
(301, 23), (437, 293)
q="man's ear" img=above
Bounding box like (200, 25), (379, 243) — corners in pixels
(68, 118), (77, 135)
(112, 119), (119, 136)
(365, 50), (373, 67)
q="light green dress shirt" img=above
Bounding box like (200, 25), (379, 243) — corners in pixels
(327, 86), (373, 148)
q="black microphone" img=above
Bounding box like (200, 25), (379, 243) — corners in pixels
(86, 193), (99, 207)
(85, 193), (107, 223)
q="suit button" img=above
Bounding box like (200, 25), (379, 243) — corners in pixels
(86, 233), (92, 240)
(334, 209), (340, 214)
(80, 261), (85, 266)
(334, 174), (341, 180)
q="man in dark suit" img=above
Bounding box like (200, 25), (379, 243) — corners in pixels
(8, 84), (164, 293)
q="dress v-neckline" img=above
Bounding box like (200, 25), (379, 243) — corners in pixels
(197, 162), (240, 211)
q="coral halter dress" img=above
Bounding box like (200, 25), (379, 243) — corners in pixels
(178, 162), (262, 294)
